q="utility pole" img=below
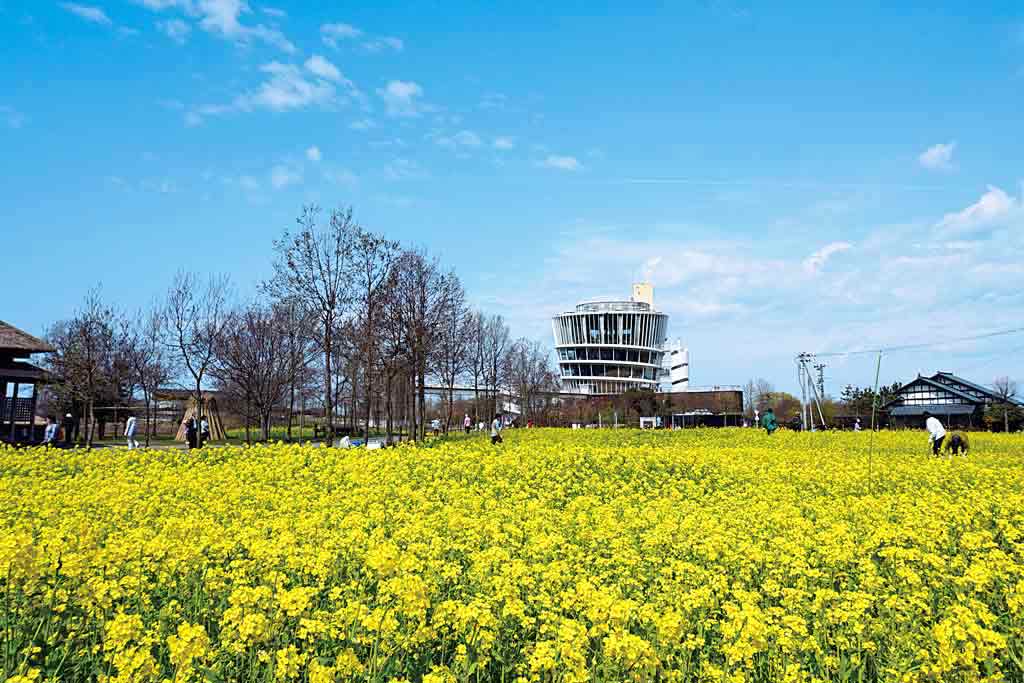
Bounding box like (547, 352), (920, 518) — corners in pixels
(814, 362), (826, 399)
(796, 352), (827, 430)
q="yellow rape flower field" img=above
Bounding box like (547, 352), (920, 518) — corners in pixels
(3, 429), (1024, 683)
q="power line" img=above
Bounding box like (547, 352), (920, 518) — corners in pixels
(812, 326), (1024, 359)
(952, 344), (1024, 376)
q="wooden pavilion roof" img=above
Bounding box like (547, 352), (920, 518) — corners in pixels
(0, 320), (55, 355)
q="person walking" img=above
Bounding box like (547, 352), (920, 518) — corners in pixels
(923, 411), (946, 456)
(43, 416), (58, 445)
(760, 407), (778, 435)
(185, 416), (198, 450)
(853, 418), (862, 432)
(490, 413), (503, 445)
(200, 417), (211, 444)
(463, 413), (472, 435)
(124, 413), (139, 450)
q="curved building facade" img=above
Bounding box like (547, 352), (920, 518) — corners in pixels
(551, 283), (669, 395)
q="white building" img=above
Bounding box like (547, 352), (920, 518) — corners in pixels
(551, 283), (689, 395)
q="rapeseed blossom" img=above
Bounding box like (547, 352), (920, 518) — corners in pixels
(1, 429), (1023, 682)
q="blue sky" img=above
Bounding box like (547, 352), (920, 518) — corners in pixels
(3, 0), (1024, 395)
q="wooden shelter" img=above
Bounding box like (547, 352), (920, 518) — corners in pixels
(1, 320), (54, 444)
(172, 395), (227, 442)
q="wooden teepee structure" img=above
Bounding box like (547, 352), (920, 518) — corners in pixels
(175, 396), (227, 442)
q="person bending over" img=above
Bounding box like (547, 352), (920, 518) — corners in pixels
(923, 411), (946, 456)
(944, 431), (969, 457)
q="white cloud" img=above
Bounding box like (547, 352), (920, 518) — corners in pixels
(363, 36), (403, 52)
(261, 6), (285, 18)
(324, 167), (357, 185)
(157, 18), (191, 43)
(377, 80), (424, 117)
(242, 61), (337, 111)
(493, 136), (514, 150)
(0, 105), (26, 129)
(936, 185), (1018, 236)
(303, 55), (346, 83)
(238, 175), (260, 190)
(61, 3), (111, 25)
(540, 155), (582, 171)
(436, 130), (482, 148)
(141, 178), (177, 193)
(270, 164), (302, 189)
(321, 21), (401, 52)
(919, 141), (956, 171)
(321, 21), (361, 48)
(802, 241), (853, 275)
(349, 118), (374, 131)
(479, 93), (508, 110)
(382, 158), (422, 180)
(305, 145), (321, 162)
(133, 0), (295, 52)
(186, 58), (354, 124)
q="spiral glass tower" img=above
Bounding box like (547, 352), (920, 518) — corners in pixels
(551, 283), (669, 395)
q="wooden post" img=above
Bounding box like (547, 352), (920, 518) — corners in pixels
(28, 383), (38, 444)
(9, 381), (20, 441)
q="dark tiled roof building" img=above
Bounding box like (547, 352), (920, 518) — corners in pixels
(885, 371), (1021, 428)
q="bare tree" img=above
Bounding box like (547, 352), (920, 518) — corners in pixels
(211, 303), (292, 442)
(482, 314), (510, 418)
(378, 271), (414, 442)
(466, 310), (487, 423)
(505, 337), (559, 424)
(744, 377), (775, 415)
(163, 271), (231, 445)
(46, 288), (122, 447)
(119, 306), (170, 446)
(277, 299), (317, 440)
(390, 249), (458, 440)
(433, 280), (470, 433)
(350, 227), (400, 438)
(268, 206), (356, 437)
(993, 376), (1019, 433)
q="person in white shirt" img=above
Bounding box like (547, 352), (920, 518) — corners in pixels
(923, 411), (946, 456)
(125, 414), (139, 450)
(43, 416), (58, 445)
(490, 413), (503, 445)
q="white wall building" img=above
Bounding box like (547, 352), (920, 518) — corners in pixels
(551, 283), (688, 395)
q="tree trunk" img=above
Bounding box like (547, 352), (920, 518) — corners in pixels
(85, 399), (94, 448)
(287, 380), (295, 440)
(418, 361), (427, 441)
(385, 372), (393, 442)
(364, 311), (373, 440)
(324, 325), (334, 434)
(195, 378), (204, 447)
(446, 385), (454, 434)
(1005, 404), (1010, 433)
(144, 393), (152, 447)
(473, 376), (479, 424)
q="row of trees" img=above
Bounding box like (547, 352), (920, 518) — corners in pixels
(44, 205), (560, 446)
